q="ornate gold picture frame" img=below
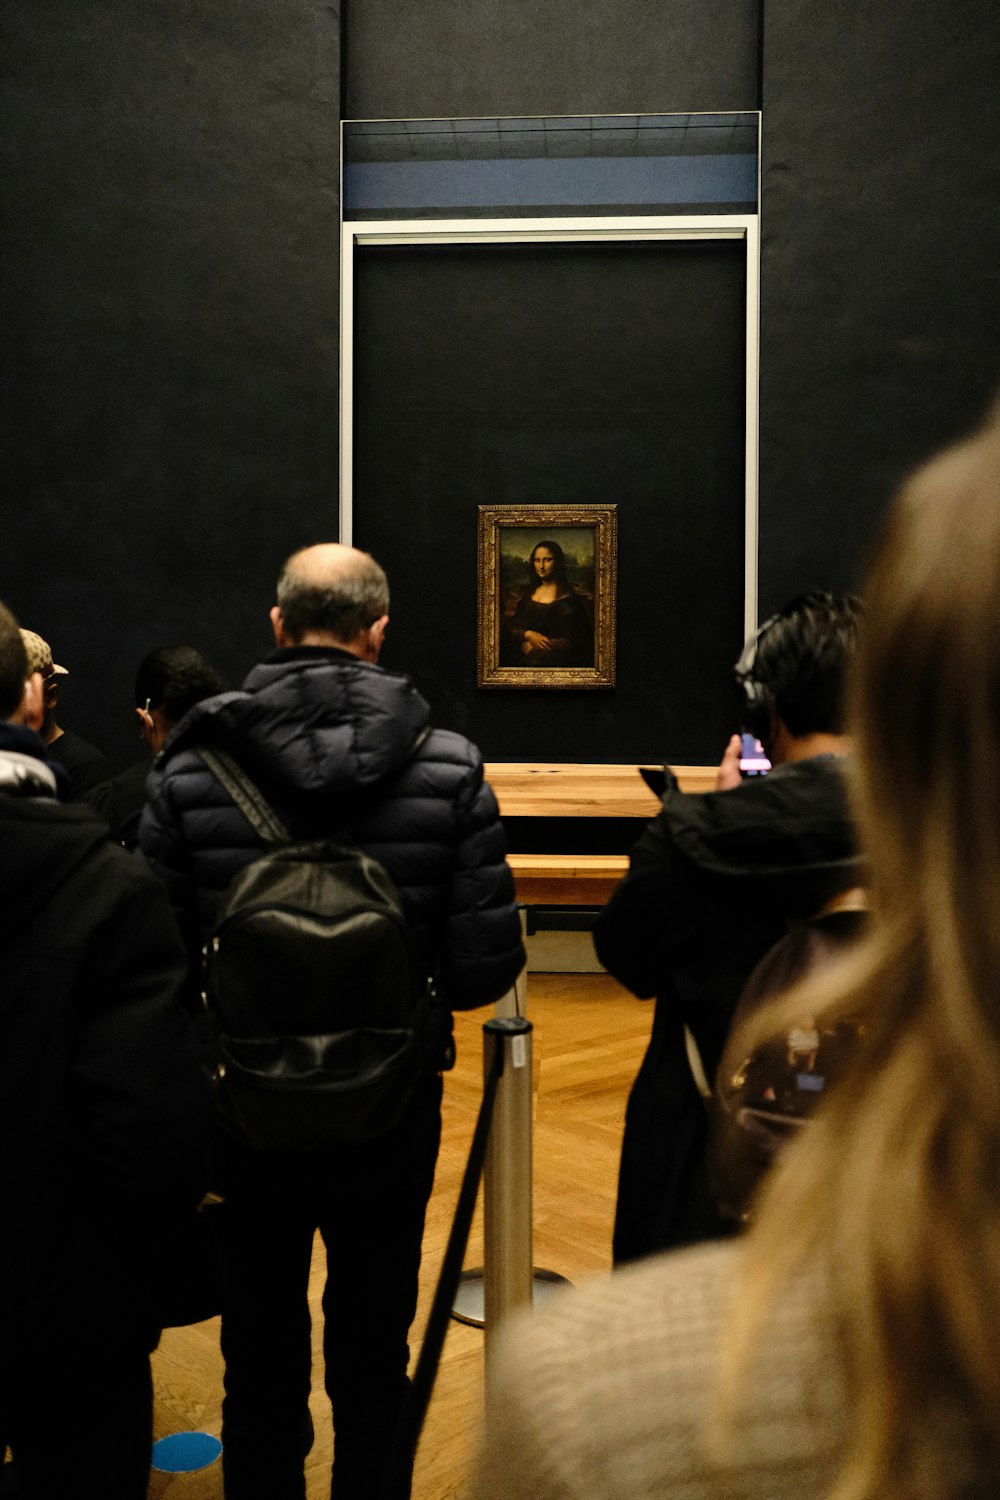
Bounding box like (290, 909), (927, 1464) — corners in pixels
(477, 504), (617, 688)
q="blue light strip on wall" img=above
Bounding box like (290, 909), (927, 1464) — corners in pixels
(344, 154), (757, 215)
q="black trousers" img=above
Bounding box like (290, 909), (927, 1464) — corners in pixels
(1, 1351), (152, 1500)
(215, 1076), (443, 1500)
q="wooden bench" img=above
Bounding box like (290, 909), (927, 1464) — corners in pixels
(484, 762), (716, 905)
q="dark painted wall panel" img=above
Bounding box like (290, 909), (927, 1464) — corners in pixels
(345, 0), (760, 118)
(353, 241), (747, 764)
(2, 2), (341, 768)
(758, 0), (1000, 612)
(6, 0), (997, 776)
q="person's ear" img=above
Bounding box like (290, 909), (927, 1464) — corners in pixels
(270, 604), (288, 648)
(367, 615), (389, 661)
(764, 705), (792, 764)
(22, 671), (44, 732)
(135, 704), (157, 752)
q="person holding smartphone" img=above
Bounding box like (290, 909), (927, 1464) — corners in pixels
(593, 592), (863, 1261)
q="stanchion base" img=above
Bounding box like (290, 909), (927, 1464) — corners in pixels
(450, 1267), (571, 1328)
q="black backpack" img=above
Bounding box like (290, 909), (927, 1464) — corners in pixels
(198, 745), (426, 1152)
(687, 891), (869, 1225)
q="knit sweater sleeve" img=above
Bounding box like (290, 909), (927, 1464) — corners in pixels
(471, 1336), (582, 1500)
(470, 1243), (844, 1500)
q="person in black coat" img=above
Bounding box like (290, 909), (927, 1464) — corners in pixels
(0, 602), (211, 1499)
(594, 592), (863, 1263)
(85, 644), (225, 849)
(18, 626), (112, 798)
(138, 543), (525, 1500)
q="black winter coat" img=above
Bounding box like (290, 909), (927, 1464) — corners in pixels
(594, 755), (861, 1262)
(138, 647), (525, 1071)
(0, 729), (210, 1376)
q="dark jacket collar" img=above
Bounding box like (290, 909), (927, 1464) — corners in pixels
(0, 721), (49, 759)
(0, 723), (59, 798)
(264, 644), (361, 667)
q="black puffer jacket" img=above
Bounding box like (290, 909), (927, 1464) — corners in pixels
(138, 646), (525, 1069)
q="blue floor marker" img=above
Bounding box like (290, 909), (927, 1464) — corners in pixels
(151, 1432), (223, 1473)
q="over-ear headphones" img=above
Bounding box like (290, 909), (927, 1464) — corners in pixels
(734, 612), (779, 744)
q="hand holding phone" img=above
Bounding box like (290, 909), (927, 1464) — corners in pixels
(739, 732), (771, 777)
(716, 733), (743, 791)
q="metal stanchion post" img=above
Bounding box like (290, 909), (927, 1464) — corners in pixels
(451, 905), (571, 1330)
(482, 1017), (534, 1385)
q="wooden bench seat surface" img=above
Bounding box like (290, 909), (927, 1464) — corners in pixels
(484, 763), (717, 903)
(506, 853), (629, 906)
(483, 761), (716, 817)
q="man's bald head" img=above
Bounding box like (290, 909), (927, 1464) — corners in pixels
(272, 544), (390, 658)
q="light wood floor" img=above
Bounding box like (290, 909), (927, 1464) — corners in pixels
(148, 973), (651, 1499)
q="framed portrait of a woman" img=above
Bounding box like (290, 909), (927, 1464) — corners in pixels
(477, 504), (617, 688)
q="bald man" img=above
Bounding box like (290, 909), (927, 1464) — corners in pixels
(139, 544), (524, 1500)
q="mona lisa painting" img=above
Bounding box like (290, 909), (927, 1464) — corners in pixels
(477, 504), (617, 688)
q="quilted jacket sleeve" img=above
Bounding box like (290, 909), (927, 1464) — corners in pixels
(439, 750), (525, 1009)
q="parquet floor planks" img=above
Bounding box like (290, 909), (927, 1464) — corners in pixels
(147, 972), (650, 1498)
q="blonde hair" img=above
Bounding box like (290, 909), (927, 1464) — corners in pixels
(726, 400), (1000, 1499)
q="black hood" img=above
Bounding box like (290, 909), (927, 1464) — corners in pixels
(664, 755), (860, 909)
(0, 789), (110, 946)
(160, 647), (431, 812)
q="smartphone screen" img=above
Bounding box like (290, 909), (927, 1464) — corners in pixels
(739, 733), (771, 777)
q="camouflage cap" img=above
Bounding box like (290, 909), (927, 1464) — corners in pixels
(19, 628), (68, 678)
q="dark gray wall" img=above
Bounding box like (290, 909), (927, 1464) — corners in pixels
(345, 0), (760, 117)
(758, 0), (1000, 610)
(2, 1), (341, 767)
(4, 0), (999, 772)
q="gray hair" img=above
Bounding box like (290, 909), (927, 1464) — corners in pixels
(276, 550), (389, 642)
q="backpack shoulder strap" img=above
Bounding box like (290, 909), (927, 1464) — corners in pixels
(197, 746), (289, 845)
(684, 1024), (713, 1102)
